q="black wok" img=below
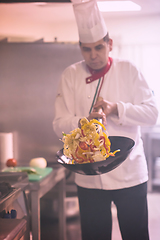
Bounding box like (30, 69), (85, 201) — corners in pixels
(56, 136), (135, 175)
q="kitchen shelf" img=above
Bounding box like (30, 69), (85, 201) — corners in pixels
(0, 188), (22, 212)
(0, 218), (27, 240)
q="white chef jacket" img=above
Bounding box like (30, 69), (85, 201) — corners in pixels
(53, 58), (158, 190)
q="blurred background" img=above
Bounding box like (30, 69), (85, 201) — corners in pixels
(0, 1), (160, 239)
(0, 0), (160, 166)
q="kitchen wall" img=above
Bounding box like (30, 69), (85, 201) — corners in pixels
(0, 42), (83, 166)
(2, 11), (160, 120)
(0, 5), (160, 167)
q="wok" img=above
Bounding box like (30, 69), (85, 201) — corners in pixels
(56, 136), (135, 175)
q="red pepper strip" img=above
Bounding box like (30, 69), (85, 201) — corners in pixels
(89, 157), (94, 163)
(109, 152), (115, 156)
(81, 129), (85, 137)
(75, 146), (89, 162)
(82, 151), (94, 163)
(82, 146), (94, 163)
(99, 136), (109, 153)
(89, 140), (96, 152)
(90, 144), (96, 152)
(76, 146), (93, 163)
(71, 154), (84, 163)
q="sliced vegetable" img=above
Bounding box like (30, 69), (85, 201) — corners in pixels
(20, 168), (38, 174)
(79, 142), (89, 150)
(61, 117), (120, 164)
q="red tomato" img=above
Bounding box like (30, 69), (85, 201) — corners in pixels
(6, 158), (17, 167)
(79, 142), (89, 150)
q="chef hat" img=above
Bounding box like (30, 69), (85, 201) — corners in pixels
(72, 0), (108, 43)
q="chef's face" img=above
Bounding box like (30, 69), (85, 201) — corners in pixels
(80, 38), (113, 70)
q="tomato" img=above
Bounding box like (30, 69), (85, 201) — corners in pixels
(79, 142), (89, 150)
(6, 158), (17, 167)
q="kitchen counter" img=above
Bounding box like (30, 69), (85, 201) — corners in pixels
(0, 218), (28, 240)
(29, 166), (66, 240)
(0, 174), (30, 240)
(0, 166), (67, 240)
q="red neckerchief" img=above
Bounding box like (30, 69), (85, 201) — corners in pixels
(86, 57), (113, 84)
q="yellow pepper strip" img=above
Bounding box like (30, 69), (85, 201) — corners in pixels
(109, 149), (120, 156)
(89, 119), (106, 131)
(113, 149), (120, 155)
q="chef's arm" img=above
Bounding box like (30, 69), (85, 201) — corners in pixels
(116, 97), (158, 127)
(92, 100), (118, 118)
(90, 94), (158, 127)
(92, 94), (158, 128)
(53, 94), (81, 138)
(91, 70), (158, 127)
(53, 70), (84, 138)
(116, 70), (158, 127)
(84, 100), (117, 126)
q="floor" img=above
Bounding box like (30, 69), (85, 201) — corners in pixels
(40, 190), (160, 240)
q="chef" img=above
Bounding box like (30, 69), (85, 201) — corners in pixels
(53, 0), (158, 239)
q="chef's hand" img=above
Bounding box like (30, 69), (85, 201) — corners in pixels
(78, 110), (106, 128)
(93, 99), (118, 118)
(87, 108), (107, 126)
(78, 100), (117, 128)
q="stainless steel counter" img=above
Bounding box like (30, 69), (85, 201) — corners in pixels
(29, 166), (66, 240)
(0, 218), (28, 240)
(0, 166), (66, 240)
(0, 173), (30, 240)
